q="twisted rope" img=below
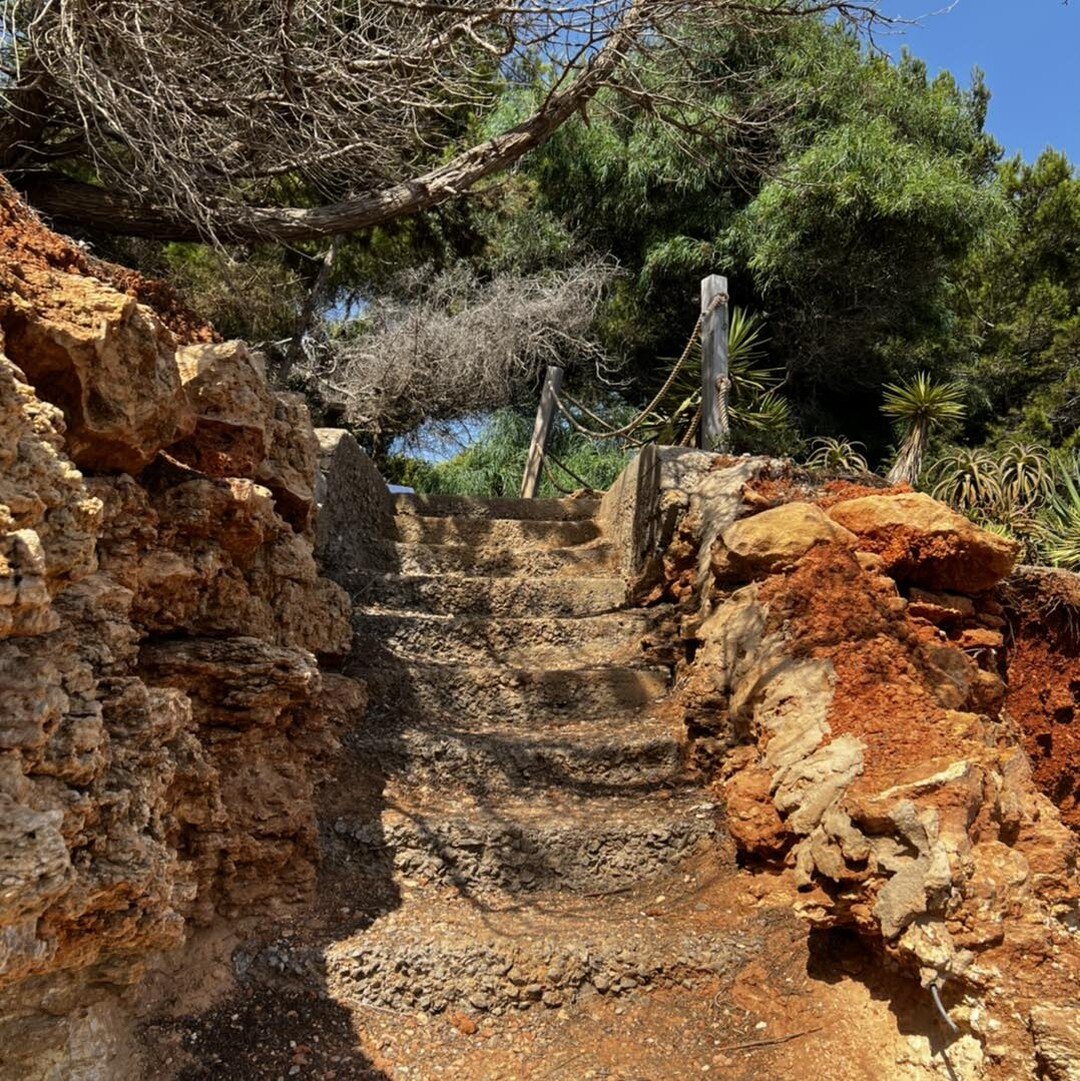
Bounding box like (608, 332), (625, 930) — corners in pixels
(542, 451), (596, 495)
(552, 291), (727, 442)
(678, 403), (701, 447)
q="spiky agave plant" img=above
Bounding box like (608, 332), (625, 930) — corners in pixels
(1043, 455), (1080, 570)
(881, 373), (966, 486)
(998, 441), (1055, 511)
(805, 437), (871, 474)
(929, 446), (1005, 513)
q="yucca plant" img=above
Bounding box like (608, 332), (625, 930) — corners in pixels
(882, 373), (966, 486)
(805, 436), (871, 474)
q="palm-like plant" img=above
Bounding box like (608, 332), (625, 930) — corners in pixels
(641, 308), (793, 448)
(882, 373), (966, 486)
(805, 436), (870, 474)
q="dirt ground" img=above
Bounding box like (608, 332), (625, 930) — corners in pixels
(138, 856), (960, 1081)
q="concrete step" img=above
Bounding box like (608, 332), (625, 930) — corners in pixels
(393, 493), (600, 521)
(346, 715), (686, 796)
(388, 541), (614, 577)
(351, 662), (670, 725)
(352, 574), (627, 619)
(352, 611), (654, 668)
(332, 790), (718, 895)
(322, 891), (751, 1017)
(392, 515), (601, 549)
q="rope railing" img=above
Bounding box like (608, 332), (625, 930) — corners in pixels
(548, 288), (728, 446)
(520, 274), (730, 497)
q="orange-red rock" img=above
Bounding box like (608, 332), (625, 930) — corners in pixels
(826, 491), (1019, 594)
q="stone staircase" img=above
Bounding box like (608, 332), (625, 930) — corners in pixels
(309, 491), (733, 1029)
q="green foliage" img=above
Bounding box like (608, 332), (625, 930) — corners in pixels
(1042, 456), (1080, 570)
(998, 442), (1056, 509)
(881, 372), (967, 428)
(959, 151), (1080, 450)
(929, 441), (1053, 516)
(640, 307), (800, 454)
(521, 19), (1003, 450)
(396, 411), (631, 499)
(929, 447), (1005, 512)
(925, 443), (1080, 569)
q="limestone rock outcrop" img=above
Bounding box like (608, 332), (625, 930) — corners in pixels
(644, 456), (1080, 1080)
(170, 340), (275, 478)
(2, 269), (196, 474)
(0, 180), (361, 1077)
(711, 500), (856, 580)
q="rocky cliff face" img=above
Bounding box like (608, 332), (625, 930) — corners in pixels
(0, 182), (361, 1077)
(613, 450), (1080, 1080)
(1002, 567), (1080, 833)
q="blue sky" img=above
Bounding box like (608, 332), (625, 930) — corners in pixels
(878, 1), (1077, 162)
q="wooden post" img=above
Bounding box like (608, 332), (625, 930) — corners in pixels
(700, 274), (730, 452)
(520, 365), (564, 498)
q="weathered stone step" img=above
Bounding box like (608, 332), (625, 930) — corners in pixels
(319, 894), (752, 1017)
(352, 573), (627, 618)
(393, 493), (600, 521)
(352, 611), (654, 668)
(351, 662), (670, 725)
(389, 541), (614, 577)
(332, 791), (718, 895)
(346, 715), (685, 795)
(392, 514), (601, 549)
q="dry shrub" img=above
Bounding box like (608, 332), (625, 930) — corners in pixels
(313, 261), (618, 445)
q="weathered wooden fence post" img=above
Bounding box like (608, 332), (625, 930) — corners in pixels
(520, 365), (564, 498)
(700, 274), (730, 452)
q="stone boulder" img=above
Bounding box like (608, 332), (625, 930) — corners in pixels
(314, 429), (396, 581)
(826, 491), (1018, 594)
(1, 269), (194, 473)
(256, 393), (320, 534)
(170, 341), (275, 478)
(712, 501), (857, 581)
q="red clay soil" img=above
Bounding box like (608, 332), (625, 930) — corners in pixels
(1003, 573), (1080, 830)
(745, 476), (911, 512)
(744, 475), (805, 508)
(0, 178), (216, 344)
(759, 544), (982, 793)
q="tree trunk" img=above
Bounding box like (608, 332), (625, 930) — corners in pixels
(887, 422), (927, 487)
(282, 238), (339, 380)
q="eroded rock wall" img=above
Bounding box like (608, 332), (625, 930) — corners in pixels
(1000, 567), (1080, 834)
(628, 452), (1080, 1080)
(0, 182), (361, 1078)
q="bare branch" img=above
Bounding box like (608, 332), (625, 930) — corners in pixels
(2, 0), (886, 241)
